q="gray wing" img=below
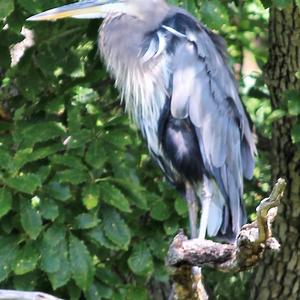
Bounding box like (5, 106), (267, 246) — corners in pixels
(167, 21), (256, 234)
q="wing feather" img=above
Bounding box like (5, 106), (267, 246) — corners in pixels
(171, 43), (205, 119)
(167, 17), (256, 236)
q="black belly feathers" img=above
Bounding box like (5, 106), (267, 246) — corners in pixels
(162, 117), (205, 184)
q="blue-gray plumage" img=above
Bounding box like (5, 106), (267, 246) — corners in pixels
(27, 0), (256, 242)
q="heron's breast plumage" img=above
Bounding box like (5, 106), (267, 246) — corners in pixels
(99, 14), (171, 155)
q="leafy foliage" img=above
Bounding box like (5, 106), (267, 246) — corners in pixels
(0, 0), (293, 299)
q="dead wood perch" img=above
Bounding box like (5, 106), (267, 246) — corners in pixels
(167, 178), (286, 272)
(0, 290), (64, 300)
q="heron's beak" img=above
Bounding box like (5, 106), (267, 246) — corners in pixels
(27, 0), (124, 21)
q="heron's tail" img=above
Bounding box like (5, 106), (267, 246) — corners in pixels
(216, 199), (247, 243)
(197, 178), (246, 243)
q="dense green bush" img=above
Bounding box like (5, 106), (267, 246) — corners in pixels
(1, 0), (292, 299)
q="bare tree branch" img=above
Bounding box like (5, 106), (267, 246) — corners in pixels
(0, 290), (64, 300)
(167, 178), (286, 273)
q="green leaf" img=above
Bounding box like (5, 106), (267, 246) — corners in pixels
(13, 242), (39, 275)
(68, 106), (82, 133)
(163, 218), (179, 236)
(286, 90), (300, 116)
(112, 179), (148, 210)
(0, 30), (23, 46)
(150, 201), (171, 221)
(102, 208), (131, 250)
(0, 236), (19, 282)
(16, 0), (44, 13)
(148, 234), (168, 260)
(291, 123), (300, 144)
(67, 282), (81, 300)
(14, 145), (62, 170)
(69, 234), (94, 291)
(0, 148), (13, 171)
(65, 129), (92, 149)
(128, 243), (154, 276)
(125, 287), (150, 300)
(13, 148), (33, 170)
(74, 213), (99, 229)
(0, 0), (14, 19)
(95, 268), (121, 286)
(73, 87), (98, 104)
(20, 204), (43, 240)
(13, 272), (38, 291)
(99, 182), (131, 213)
(48, 240), (71, 290)
(47, 182), (71, 201)
(288, 101), (300, 116)
(5, 173), (41, 194)
(56, 169), (88, 184)
(14, 121), (66, 148)
(45, 98), (65, 115)
(85, 140), (107, 170)
(86, 282), (113, 300)
(201, 0), (229, 30)
(41, 246), (60, 274)
(153, 264), (169, 283)
(40, 226), (66, 274)
(44, 226), (70, 289)
(40, 199), (59, 221)
(43, 224), (66, 246)
(48, 264), (71, 290)
(259, 0), (272, 8)
(184, 0), (198, 14)
(87, 226), (119, 250)
(267, 109), (286, 123)
(0, 46), (11, 69)
(103, 133), (131, 149)
(36, 166), (52, 183)
(35, 48), (59, 77)
(82, 184), (100, 210)
(274, 0), (293, 8)
(0, 189), (12, 219)
(174, 197), (188, 216)
(51, 154), (86, 170)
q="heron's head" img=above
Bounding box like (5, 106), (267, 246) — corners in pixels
(27, 0), (169, 22)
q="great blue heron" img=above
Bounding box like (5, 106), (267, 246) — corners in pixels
(28, 0), (256, 243)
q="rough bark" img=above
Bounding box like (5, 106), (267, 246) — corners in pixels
(250, 2), (300, 300)
(168, 179), (285, 299)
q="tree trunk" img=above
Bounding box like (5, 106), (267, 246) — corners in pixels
(250, 2), (300, 300)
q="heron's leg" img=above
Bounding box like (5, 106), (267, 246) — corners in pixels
(191, 177), (212, 289)
(198, 176), (212, 240)
(185, 183), (202, 280)
(185, 183), (198, 239)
